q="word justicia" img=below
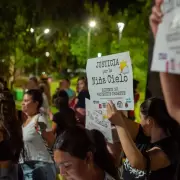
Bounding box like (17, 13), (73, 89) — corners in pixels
(92, 74), (128, 85)
(96, 59), (119, 68)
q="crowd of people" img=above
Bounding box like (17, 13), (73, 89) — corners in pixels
(0, 0), (180, 179)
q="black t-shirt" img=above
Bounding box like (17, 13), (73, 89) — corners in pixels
(123, 126), (179, 180)
(53, 108), (76, 135)
(76, 90), (90, 109)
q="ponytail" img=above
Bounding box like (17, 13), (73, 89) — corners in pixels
(90, 130), (120, 179)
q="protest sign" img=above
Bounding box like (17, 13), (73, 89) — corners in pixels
(85, 99), (113, 143)
(86, 52), (134, 110)
(152, 0), (180, 74)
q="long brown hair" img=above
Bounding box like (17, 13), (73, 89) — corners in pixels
(0, 82), (24, 162)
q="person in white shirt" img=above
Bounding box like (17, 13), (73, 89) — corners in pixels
(20, 89), (56, 180)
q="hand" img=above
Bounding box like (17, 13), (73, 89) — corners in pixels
(49, 111), (53, 121)
(149, 0), (163, 38)
(106, 101), (123, 125)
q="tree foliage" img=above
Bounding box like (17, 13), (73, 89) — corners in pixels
(0, 0), (151, 90)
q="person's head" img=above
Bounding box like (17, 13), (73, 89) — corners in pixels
(54, 90), (69, 110)
(77, 77), (88, 92)
(54, 126), (119, 180)
(27, 77), (39, 89)
(22, 89), (43, 116)
(0, 83), (24, 162)
(140, 97), (179, 138)
(61, 79), (70, 89)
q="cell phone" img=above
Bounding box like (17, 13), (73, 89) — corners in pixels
(37, 122), (47, 131)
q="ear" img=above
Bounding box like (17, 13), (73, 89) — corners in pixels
(85, 152), (93, 164)
(34, 101), (39, 108)
(147, 117), (155, 127)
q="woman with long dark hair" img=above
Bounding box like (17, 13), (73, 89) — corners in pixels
(54, 126), (119, 180)
(0, 82), (24, 179)
(107, 97), (179, 180)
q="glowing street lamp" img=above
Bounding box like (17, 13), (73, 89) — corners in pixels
(45, 52), (50, 57)
(44, 28), (50, 34)
(30, 27), (50, 77)
(117, 22), (125, 43)
(97, 53), (102, 57)
(89, 21), (96, 28)
(87, 20), (96, 59)
(30, 28), (35, 33)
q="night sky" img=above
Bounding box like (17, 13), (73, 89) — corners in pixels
(92, 0), (138, 13)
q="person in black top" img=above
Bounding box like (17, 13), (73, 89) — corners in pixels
(52, 90), (76, 136)
(107, 97), (179, 180)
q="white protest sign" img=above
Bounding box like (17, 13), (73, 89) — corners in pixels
(152, 0), (180, 74)
(86, 52), (134, 110)
(85, 99), (113, 143)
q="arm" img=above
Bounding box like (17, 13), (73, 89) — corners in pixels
(160, 73), (180, 124)
(107, 103), (171, 171)
(116, 124), (170, 170)
(122, 115), (139, 141)
(112, 111), (139, 141)
(38, 116), (55, 147)
(52, 122), (58, 134)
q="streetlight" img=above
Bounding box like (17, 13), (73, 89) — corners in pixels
(44, 28), (50, 34)
(30, 27), (50, 77)
(97, 53), (102, 57)
(117, 22), (125, 43)
(87, 20), (96, 59)
(45, 52), (50, 57)
(30, 28), (34, 33)
(89, 21), (96, 28)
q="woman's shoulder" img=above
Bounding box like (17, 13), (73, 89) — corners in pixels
(153, 136), (179, 163)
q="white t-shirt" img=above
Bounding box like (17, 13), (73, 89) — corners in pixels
(20, 114), (53, 164)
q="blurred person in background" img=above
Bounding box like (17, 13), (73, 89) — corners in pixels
(0, 82), (24, 179)
(54, 126), (120, 180)
(150, 0), (180, 124)
(40, 74), (51, 105)
(39, 83), (50, 117)
(74, 77), (90, 125)
(20, 89), (56, 180)
(25, 77), (39, 92)
(107, 98), (179, 180)
(52, 90), (76, 136)
(60, 79), (76, 104)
